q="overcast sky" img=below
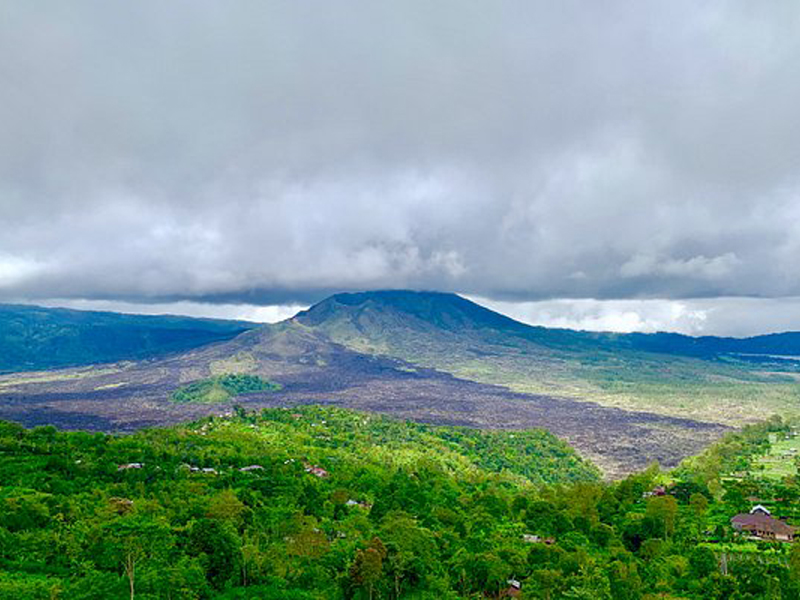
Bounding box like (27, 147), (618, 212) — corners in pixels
(2, 2), (800, 336)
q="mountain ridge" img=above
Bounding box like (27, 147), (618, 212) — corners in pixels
(289, 289), (800, 356)
(287, 290), (800, 427)
(294, 289), (800, 359)
(0, 303), (258, 373)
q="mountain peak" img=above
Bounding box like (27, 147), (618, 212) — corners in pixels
(327, 289), (459, 306)
(293, 289), (520, 332)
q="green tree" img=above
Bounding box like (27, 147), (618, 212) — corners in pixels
(350, 538), (387, 600)
(644, 496), (678, 540)
(103, 516), (172, 600)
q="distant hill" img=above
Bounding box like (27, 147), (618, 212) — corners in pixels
(0, 300), (728, 478)
(296, 290), (525, 332)
(0, 303), (257, 373)
(614, 329), (800, 360)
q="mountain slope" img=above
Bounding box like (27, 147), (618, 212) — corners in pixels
(293, 291), (800, 424)
(6, 290), (797, 476)
(295, 290), (800, 359)
(0, 303), (257, 373)
(0, 314), (727, 477)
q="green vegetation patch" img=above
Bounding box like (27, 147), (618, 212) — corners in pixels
(171, 373), (281, 403)
(754, 431), (800, 479)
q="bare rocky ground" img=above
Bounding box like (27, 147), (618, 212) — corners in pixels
(0, 324), (728, 478)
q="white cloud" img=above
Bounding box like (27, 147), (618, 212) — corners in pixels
(472, 297), (710, 334)
(0, 255), (45, 289)
(25, 299), (306, 324)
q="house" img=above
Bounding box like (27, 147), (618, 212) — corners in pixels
(304, 462), (330, 478)
(501, 579), (521, 597)
(750, 504), (771, 516)
(522, 533), (555, 544)
(117, 463), (143, 471)
(239, 465), (264, 472)
(731, 508), (794, 542)
(643, 485), (667, 499)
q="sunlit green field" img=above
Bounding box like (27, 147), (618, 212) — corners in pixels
(754, 432), (800, 479)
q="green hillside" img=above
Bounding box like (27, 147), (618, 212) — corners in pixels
(0, 406), (599, 599)
(0, 304), (257, 373)
(294, 291), (800, 425)
(2, 408), (800, 599)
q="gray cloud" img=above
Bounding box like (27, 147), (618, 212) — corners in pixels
(2, 1), (800, 310)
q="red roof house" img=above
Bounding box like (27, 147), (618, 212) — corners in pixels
(731, 511), (794, 542)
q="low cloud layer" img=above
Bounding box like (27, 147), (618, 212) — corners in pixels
(2, 2), (800, 325)
(33, 296), (800, 338)
(474, 297), (800, 338)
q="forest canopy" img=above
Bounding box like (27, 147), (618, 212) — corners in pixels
(1, 408), (799, 599)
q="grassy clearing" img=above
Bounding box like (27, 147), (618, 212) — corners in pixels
(698, 542), (782, 554)
(0, 366), (121, 389)
(93, 381), (128, 391)
(209, 351), (257, 375)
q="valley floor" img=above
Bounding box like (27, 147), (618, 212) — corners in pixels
(0, 334), (726, 478)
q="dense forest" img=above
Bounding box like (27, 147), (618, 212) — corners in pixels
(1, 407), (799, 599)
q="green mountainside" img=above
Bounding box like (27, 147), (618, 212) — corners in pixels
(2, 407), (800, 599)
(294, 290), (800, 359)
(0, 304), (257, 373)
(294, 291), (800, 425)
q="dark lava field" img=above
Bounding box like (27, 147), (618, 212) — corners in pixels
(0, 322), (727, 478)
